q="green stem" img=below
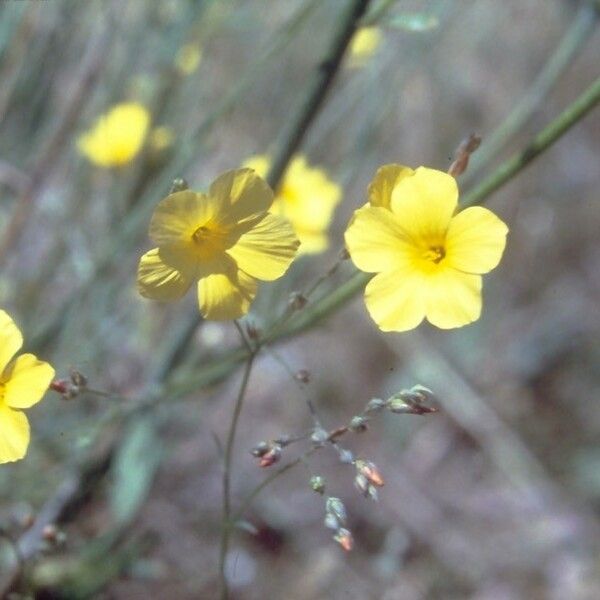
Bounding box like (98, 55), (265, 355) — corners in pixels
(465, 2), (598, 183)
(218, 347), (256, 600)
(267, 0), (372, 190)
(462, 74), (600, 208)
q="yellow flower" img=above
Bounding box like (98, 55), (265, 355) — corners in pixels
(349, 27), (382, 64)
(149, 126), (174, 152)
(78, 102), (150, 167)
(0, 310), (54, 464)
(137, 168), (300, 320)
(345, 165), (508, 332)
(243, 155), (341, 254)
(175, 42), (203, 75)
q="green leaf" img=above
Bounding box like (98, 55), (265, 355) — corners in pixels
(110, 416), (163, 526)
(387, 13), (439, 32)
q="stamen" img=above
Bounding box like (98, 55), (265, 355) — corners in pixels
(422, 245), (445, 264)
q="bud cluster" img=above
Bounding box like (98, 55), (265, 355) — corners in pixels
(354, 459), (384, 501)
(386, 385), (437, 415)
(251, 436), (293, 468)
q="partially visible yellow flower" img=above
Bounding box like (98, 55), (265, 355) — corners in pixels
(243, 155), (341, 255)
(78, 102), (150, 167)
(137, 169), (299, 320)
(175, 42), (203, 75)
(349, 26), (382, 65)
(345, 165), (508, 332)
(0, 310), (54, 464)
(149, 126), (174, 152)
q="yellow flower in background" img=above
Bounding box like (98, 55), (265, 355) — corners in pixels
(345, 165), (508, 332)
(0, 310), (54, 464)
(78, 102), (150, 167)
(175, 42), (203, 75)
(349, 26), (382, 64)
(137, 169), (299, 320)
(243, 155), (341, 254)
(149, 126), (174, 152)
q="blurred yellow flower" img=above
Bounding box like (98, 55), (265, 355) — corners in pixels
(345, 165), (508, 332)
(149, 125), (174, 152)
(0, 310), (54, 464)
(78, 102), (150, 167)
(137, 169), (299, 320)
(175, 42), (203, 75)
(349, 26), (382, 63)
(243, 155), (341, 254)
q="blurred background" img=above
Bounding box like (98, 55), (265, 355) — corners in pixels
(0, 0), (599, 598)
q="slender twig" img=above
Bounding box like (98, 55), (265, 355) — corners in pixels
(464, 2), (598, 184)
(218, 325), (256, 600)
(462, 74), (600, 208)
(267, 0), (372, 190)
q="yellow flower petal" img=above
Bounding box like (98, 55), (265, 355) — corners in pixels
(364, 269), (426, 332)
(3, 354), (54, 409)
(227, 213), (299, 281)
(424, 268), (482, 329)
(137, 246), (197, 301)
(243, 155), (270, 179)
(149, 190), (214, 246)
(390, 167), (458, 241)
(0, 310), (23, 374)
(197, 260), (258, 320)
(209, 169), (273, 225)
(349, 27), (382, 61)
(368, 164), (414, 209)
(0, 404), (29, 464)
(78, 102), (150, 168)
(345, 206), (414, 273)
(445, 206), (509, 274)
(295, 231), (328, 255)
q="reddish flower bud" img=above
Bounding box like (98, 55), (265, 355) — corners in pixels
(50, 380), (69, 394)
(258, 444), (281, 468)
(356, 459), (384, 487)
(334, 528), (354, 552)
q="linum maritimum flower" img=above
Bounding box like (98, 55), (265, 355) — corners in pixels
(137, 169), (300, 320)
(0, 310), (54, 464)
(243, 155), (341, 254)
(345, 165), (508, 332)
(78, 102), (150, 167)
(348, 27), (382, 65)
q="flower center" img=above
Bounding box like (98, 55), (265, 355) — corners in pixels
(191, 223), (229, 258)
(422, 245), (446, 264)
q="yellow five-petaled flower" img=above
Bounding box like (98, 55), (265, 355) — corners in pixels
(137, 168), (300, 320)
(243, 155), (341, 255)
(345, 165), (508, 332)
(78, 102), (150, 168)
(0, 310), (54, 464)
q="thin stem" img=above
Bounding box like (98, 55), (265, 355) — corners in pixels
(464, 3), (598, 184)
(218, 328), (256, 600)
(267, 0), (372, 190)
(462, 74), (600, 208)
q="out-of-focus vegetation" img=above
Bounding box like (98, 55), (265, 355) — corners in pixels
(0, 0), (599, 598)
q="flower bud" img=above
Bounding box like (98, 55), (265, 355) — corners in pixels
(311, 427), (328, 446)
(294, 369), (310, 384)
(289, 291), (308, 311)
(365, 397), (385, 413)
(310, 475), (326, 495)
(349, 415), (368, 433)
(170, 177), (189, 193)
(259, 444), (282, 468)
(250, 441), (270, 457)
(338, 449), (354, 464)
(325, 497), (346, 525)
(324, 512), (339, 531)
(355, 459), (384, 487)
(387, 385), (437, 415)
(69, 369), (87, 388)
(334, 528), (353, 552)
